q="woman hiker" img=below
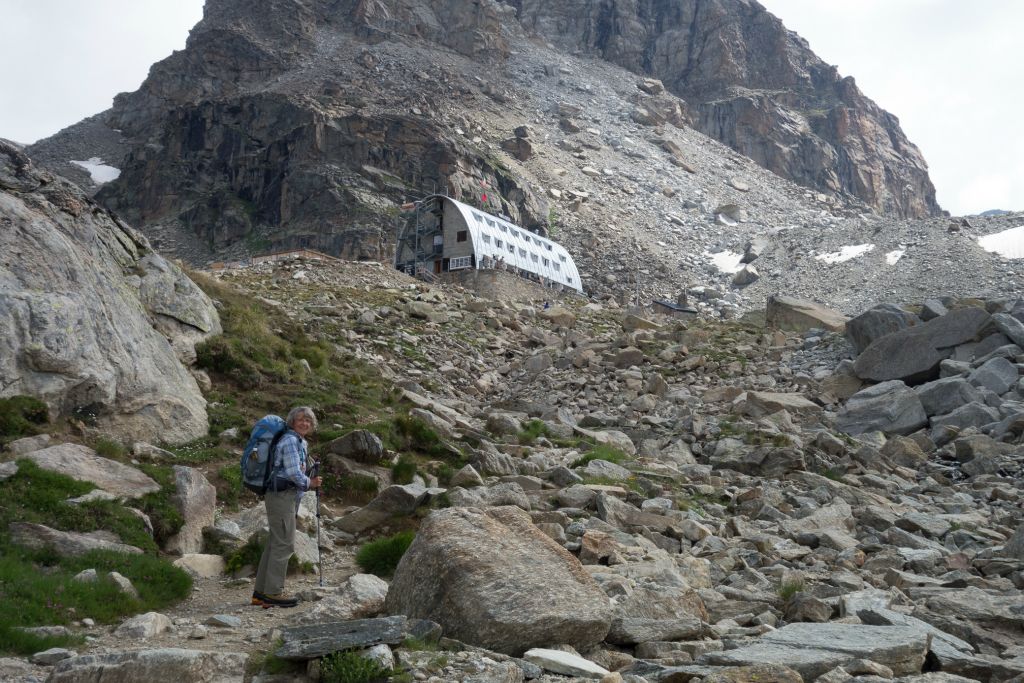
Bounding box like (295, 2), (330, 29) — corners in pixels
(252, 406), (322, 607)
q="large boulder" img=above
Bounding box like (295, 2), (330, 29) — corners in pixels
(24, 444), (158, 498)
(836, 381), (927, 436)
(854, 307), (992, 384)
(846, 304), (920, 355)
(766, 296), (848, 333)
(914, 377), (983, 417)
(0, 142), (218, 444)
(46, 648), (246, 683)
(384, 506), (613, 655)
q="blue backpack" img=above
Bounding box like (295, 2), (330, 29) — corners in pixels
(240, 415), (292, 495)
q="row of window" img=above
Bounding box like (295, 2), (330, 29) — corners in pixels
(471, 211), (555, 252)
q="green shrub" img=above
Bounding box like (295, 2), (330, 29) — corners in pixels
(320, 650), (392, 683)
(92, 438), (127, 460)
(518, 420), (550, 445)
(134, 464), (184, 547)
(0, 395), (48, 441)
(778, 578), (806, 601)
(355, 531), (415, 578)
(571, 444), (630, 468)
(324, 473), (379, 504)
(391, 457), (417, 485)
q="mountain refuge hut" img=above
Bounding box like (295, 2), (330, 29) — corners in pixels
(394, 195), (583, 294)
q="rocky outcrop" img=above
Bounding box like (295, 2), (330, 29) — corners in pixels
(0, 141), (218, 444)
(511, 0), (940, 218)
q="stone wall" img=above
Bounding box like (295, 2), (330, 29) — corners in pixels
(441, 269), (579, 304)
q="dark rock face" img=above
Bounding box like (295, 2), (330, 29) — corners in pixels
(32, 0), (939, 265)
(511, 0), (940, 218)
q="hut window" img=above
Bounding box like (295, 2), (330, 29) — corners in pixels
(450, 256), (472, 270)
(543, 257), (550, 266)
(531, 253), (539, 262)
(457, 230), (468, 242)
(508, 244), (515, 253)
(559, 255), (567, 262)
(499, 224), (507, 233)
(473, 212), (483, 222)
(482, 234), (491, 244)
(510, 229), (518, 238)
(486, 218), (496, 227)
(545, 244), (553, 251)
(495, 239), (503, 248)
(553, 262), (561, 271)
(519, 247), (527, 257)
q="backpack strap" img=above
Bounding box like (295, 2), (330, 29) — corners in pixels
(266, 428), (299, 491)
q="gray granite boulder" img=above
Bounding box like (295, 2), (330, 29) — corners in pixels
(837, 381), (927, 436)
(854, 307), (992, 383)
(699, 622), (929, 680)
(847, 304), (919, 355)
(967, 357), (1019, 395)
(384, 506), (612, 655)
(915, 377), (983, 417)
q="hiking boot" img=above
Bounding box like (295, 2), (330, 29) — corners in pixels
(261, 592), (299, 608)
(251, 591), (267, 606)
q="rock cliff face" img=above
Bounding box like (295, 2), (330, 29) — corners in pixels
(510, 0), (939, 219)
(0, 140), (219, 444)
(30, 0), (939, 269)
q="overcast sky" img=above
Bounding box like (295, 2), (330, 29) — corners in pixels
(0, 0), (1019, 216)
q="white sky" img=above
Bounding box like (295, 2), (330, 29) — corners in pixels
(0, 0), (1019, 216)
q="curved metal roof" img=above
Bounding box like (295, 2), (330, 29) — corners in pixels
(430, 195), (583, 293)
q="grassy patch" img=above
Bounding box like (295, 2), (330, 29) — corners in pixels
(91, 437), (127, 460)
(391, 456), (417, 485)
(134, 464), (184, 548)
(367, 415), (448, 459)
(324, 473), (379, 505)
(571, 444), (630, 468)
(355, 531), (415, 578)
(0, 459), (159, 553)
(778, 578), (806, 601)
(518, 420), (550, 445)
(320, 649), (392, 683)
(0, 395), (49, 443)
(0, 462), (192, 655)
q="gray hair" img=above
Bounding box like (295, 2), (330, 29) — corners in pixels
(286, 406), (318, 431)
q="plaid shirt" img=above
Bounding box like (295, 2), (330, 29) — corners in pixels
(273, 432), (310, 491)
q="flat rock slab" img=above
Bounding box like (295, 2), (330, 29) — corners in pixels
(766, 295), (848, 333)
(46, 648), (247, 683)
(25, 444), (159, 498)
(276, 616), (439, 661)
(9, 522), (142, 557)
(699, 622), (929, 680)
(523, 648), (609, 678)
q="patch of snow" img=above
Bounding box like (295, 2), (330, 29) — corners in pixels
(977, 226), (1024, 259)
(815, 244), (875, 265)
(886, 249), (906, 265)
(69, 157), (120, 184)
(705, 250), (744, 274)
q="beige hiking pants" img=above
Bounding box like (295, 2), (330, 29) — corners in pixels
(254, 489), (296, 596)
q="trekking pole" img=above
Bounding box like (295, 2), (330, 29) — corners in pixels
(309, 459), (324, 587)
